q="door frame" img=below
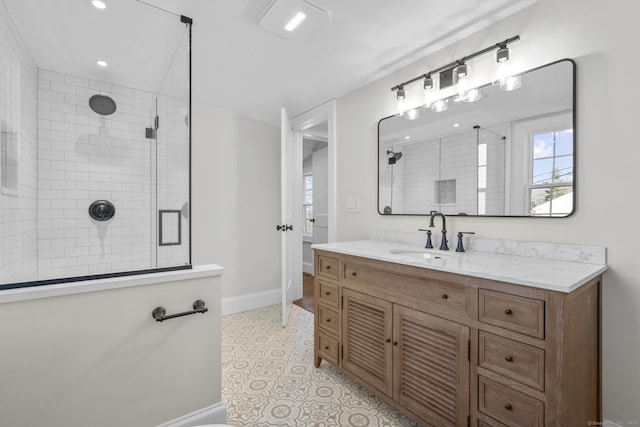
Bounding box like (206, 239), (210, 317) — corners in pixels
(290, 99), (337, 244)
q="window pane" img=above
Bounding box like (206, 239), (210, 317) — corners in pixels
(478, 166), (486, 189)
(554, 156), (573, 183)
(555, 129), (573, 156)
(478, 191), (486, 215)
(304, 175), (313, 204)
(478, 143), (487, 166)
(530, 187), (573, 216)
(533, 133), (554, 159)
(532, 158), (554, 184)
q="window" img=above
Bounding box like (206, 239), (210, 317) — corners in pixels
(477, 143), (487, 215)
(529, 129), (573, 216)
(303, 174), (313, 236)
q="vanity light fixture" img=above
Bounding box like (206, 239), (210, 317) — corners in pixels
(284, 12), (306, 31)
(390, 35), (520, 103)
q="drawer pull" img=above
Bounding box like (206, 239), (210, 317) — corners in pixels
(441, 294), (448, 299)
(393, 341), (398, 346)
(385, 338), (391, 343)
(325, 292), (331, 296)
(324, 346), (329, 350)
(505, 403), (513, 411)
(505, 355), (513, 362)
(504, 309), (513, 315)
(352, 272), (357, 276)
(326, 318), (331, 322)
(326, 266), (331, 270)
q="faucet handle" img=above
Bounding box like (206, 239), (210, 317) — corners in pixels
(455, 232), (475, 252)
(418, 229), (433, 248)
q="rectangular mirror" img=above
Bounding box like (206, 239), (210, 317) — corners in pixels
(378, 59), (575, 217)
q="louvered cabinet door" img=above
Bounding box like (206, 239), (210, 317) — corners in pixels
(393, 305), (470, 427)
(342, 288), (393, 396)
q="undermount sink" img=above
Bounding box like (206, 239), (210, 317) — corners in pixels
(388, 248), (455, 260)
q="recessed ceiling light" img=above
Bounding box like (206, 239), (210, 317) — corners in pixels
(404, 136), (411, 140)
(97, 60), (108, 67)
(453, 123), (460, 127)
(284, 12), (306, 31)
(92, 0), (106, 10)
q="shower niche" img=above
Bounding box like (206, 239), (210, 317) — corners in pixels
(0, 1), (192, 288)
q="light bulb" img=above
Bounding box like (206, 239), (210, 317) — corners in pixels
(500, 75), (522, 91)
(464, 88), (483, 103)
(405, 109), (420, 120)
(431, 99), (448, 112)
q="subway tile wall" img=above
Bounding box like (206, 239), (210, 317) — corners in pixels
(379, 124), (509, 216)
(0, 1), (38, 284)
(36, 69), (156, 280)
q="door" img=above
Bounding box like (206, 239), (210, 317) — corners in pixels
(342, 288), (393, 396)
(311, 147), (329, 247)
(393, 305), (470, 427)
(281, 108), (294, 327)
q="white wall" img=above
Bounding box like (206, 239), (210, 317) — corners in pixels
(0, 0), (38, 284)
(335, 0), (640, 421)
(0, 275), (222, 427)
(191, 104), (281, 302)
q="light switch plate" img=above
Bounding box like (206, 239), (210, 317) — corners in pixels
(346, 197), (360, 213)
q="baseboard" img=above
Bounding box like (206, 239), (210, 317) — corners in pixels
(156, 402), (227, 427)
(302, 262), (314, 275)
(221, 288), (280, 315)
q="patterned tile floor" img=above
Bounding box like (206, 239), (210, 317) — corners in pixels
(222, 304), (420, 427)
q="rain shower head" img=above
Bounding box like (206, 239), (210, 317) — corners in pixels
(89, 94), (117, 115)
(387, 150), (403, 165)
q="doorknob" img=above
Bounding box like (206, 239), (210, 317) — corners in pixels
(310, 218), (315, 223)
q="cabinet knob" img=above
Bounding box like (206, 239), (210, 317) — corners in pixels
(326, 266), (331, 270)
(325, 346), (329, 350)
(441, 294), (448, 299)
(325, 292), (331, 296)
(385, 338), (391, 343)
(505, 355), (513, 362)
(505, 403), (513, 411)
(326, 318), (331, 322)
(393, 341), (398, 346)
(504, 309), (513, 315)
(352, 272), (357, 276)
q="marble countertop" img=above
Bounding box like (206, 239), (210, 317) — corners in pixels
(312, 240), (607, 293)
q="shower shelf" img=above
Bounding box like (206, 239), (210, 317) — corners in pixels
(152, 300), (208, 322)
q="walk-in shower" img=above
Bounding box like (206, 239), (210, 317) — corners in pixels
(0, 0), (193, 289)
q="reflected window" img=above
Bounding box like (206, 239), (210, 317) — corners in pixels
(477, 143), (487, 215)
(529, 129), (573, 216)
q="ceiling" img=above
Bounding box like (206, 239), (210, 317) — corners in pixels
(4, 0), (538, 125)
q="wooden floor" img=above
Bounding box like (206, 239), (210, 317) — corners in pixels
(293, 273), (314, 313)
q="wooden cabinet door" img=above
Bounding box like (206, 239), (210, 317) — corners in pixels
(342, 288), (393, 396)
(393, 305), (470, 427)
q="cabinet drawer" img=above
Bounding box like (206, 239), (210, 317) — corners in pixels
(478, 416), (509, 427)
(316, 280), (339, 309)
(318, 255), (339, 280)
(317, 305), (340, 336)
(343, 263), (470, 318)
(479, 290), (545, 339)
(479, 376), (544, 427)
(479, 332), (545, 391)
(317, 331), (339, 366)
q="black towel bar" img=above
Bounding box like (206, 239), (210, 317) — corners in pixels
(152, 300), (208, 322)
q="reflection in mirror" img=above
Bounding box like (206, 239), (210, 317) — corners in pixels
(378, 59), (575, 217)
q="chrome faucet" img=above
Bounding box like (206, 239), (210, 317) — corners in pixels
(429, 211), (449, 250)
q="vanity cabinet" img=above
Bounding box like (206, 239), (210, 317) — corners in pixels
(313, 249), (602, 427)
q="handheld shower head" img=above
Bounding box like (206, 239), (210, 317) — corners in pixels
(387, 150), (403, 165)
